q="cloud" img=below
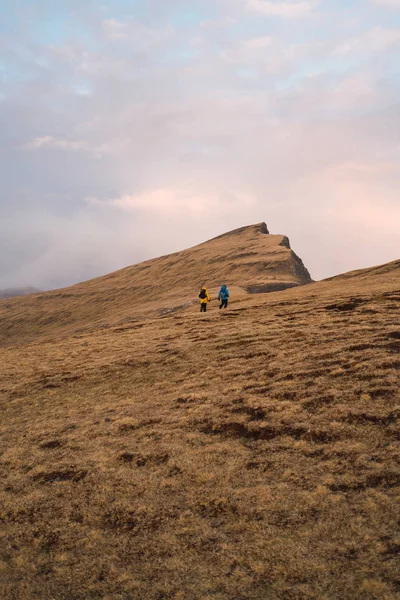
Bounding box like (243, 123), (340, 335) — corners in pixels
(247, 0), (318, 18)
(88, 189), (255, 218)
(370, 0), (400, 7)
(20, 136), (123, 158)
(0, 0), (399, 290)
(333, 27), (400, 57)
(243, 36), (273, 49)
(102, 18), (129, 40)
(22, 136), (91, 151)
(101, 17), (175, 50)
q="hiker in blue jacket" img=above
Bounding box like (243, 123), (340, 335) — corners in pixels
(218, 284), (229, 309)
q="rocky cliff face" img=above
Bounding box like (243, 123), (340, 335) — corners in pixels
(246, 246), (312, 294)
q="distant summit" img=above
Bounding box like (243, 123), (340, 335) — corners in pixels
(211, 222), (270, 240)
(0, 287), (42, 299)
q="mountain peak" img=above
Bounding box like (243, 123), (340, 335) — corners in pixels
(210, 222), (269, 241)
(258, 221), (269, 234)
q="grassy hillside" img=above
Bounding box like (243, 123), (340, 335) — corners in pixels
(0, 223), (311, 345)
(0, 252), (399, 600)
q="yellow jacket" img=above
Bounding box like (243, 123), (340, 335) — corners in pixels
(199, 287), (211, 304)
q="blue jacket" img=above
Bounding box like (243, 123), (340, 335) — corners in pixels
(218, 285), (229, 300)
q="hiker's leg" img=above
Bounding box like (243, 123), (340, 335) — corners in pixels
(224, 299), (228, 309)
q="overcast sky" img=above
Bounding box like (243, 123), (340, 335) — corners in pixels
(1, 0), (399, 289)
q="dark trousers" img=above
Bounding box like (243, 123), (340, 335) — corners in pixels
(219, 299), (228, 309)
(200, 303), (207, 312)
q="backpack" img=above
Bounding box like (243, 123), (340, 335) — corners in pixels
(199, 289), (207, 299)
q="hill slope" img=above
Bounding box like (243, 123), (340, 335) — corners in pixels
(0, 223), (311, 345)
(0, 254), (399, 600)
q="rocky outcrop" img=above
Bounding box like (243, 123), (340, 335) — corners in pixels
(244, 233), (313, 294)
(289, 251), (313, 283)
(247, 282), (300, 294)
(279, 236), (291, 249)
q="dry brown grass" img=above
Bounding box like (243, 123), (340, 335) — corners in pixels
(0, 232), (399, 599)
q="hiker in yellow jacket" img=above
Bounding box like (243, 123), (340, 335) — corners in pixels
(199, 286), (211, 312)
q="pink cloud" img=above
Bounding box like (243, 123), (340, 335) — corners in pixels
(102, 19), (129, 40)
(22, 136), (90, 151)
(371, 0), (400, 7)
(88, 189), (256, 219)
(247, 0), (318, 18)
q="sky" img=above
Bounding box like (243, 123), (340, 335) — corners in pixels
(1, 0), (400, 290)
